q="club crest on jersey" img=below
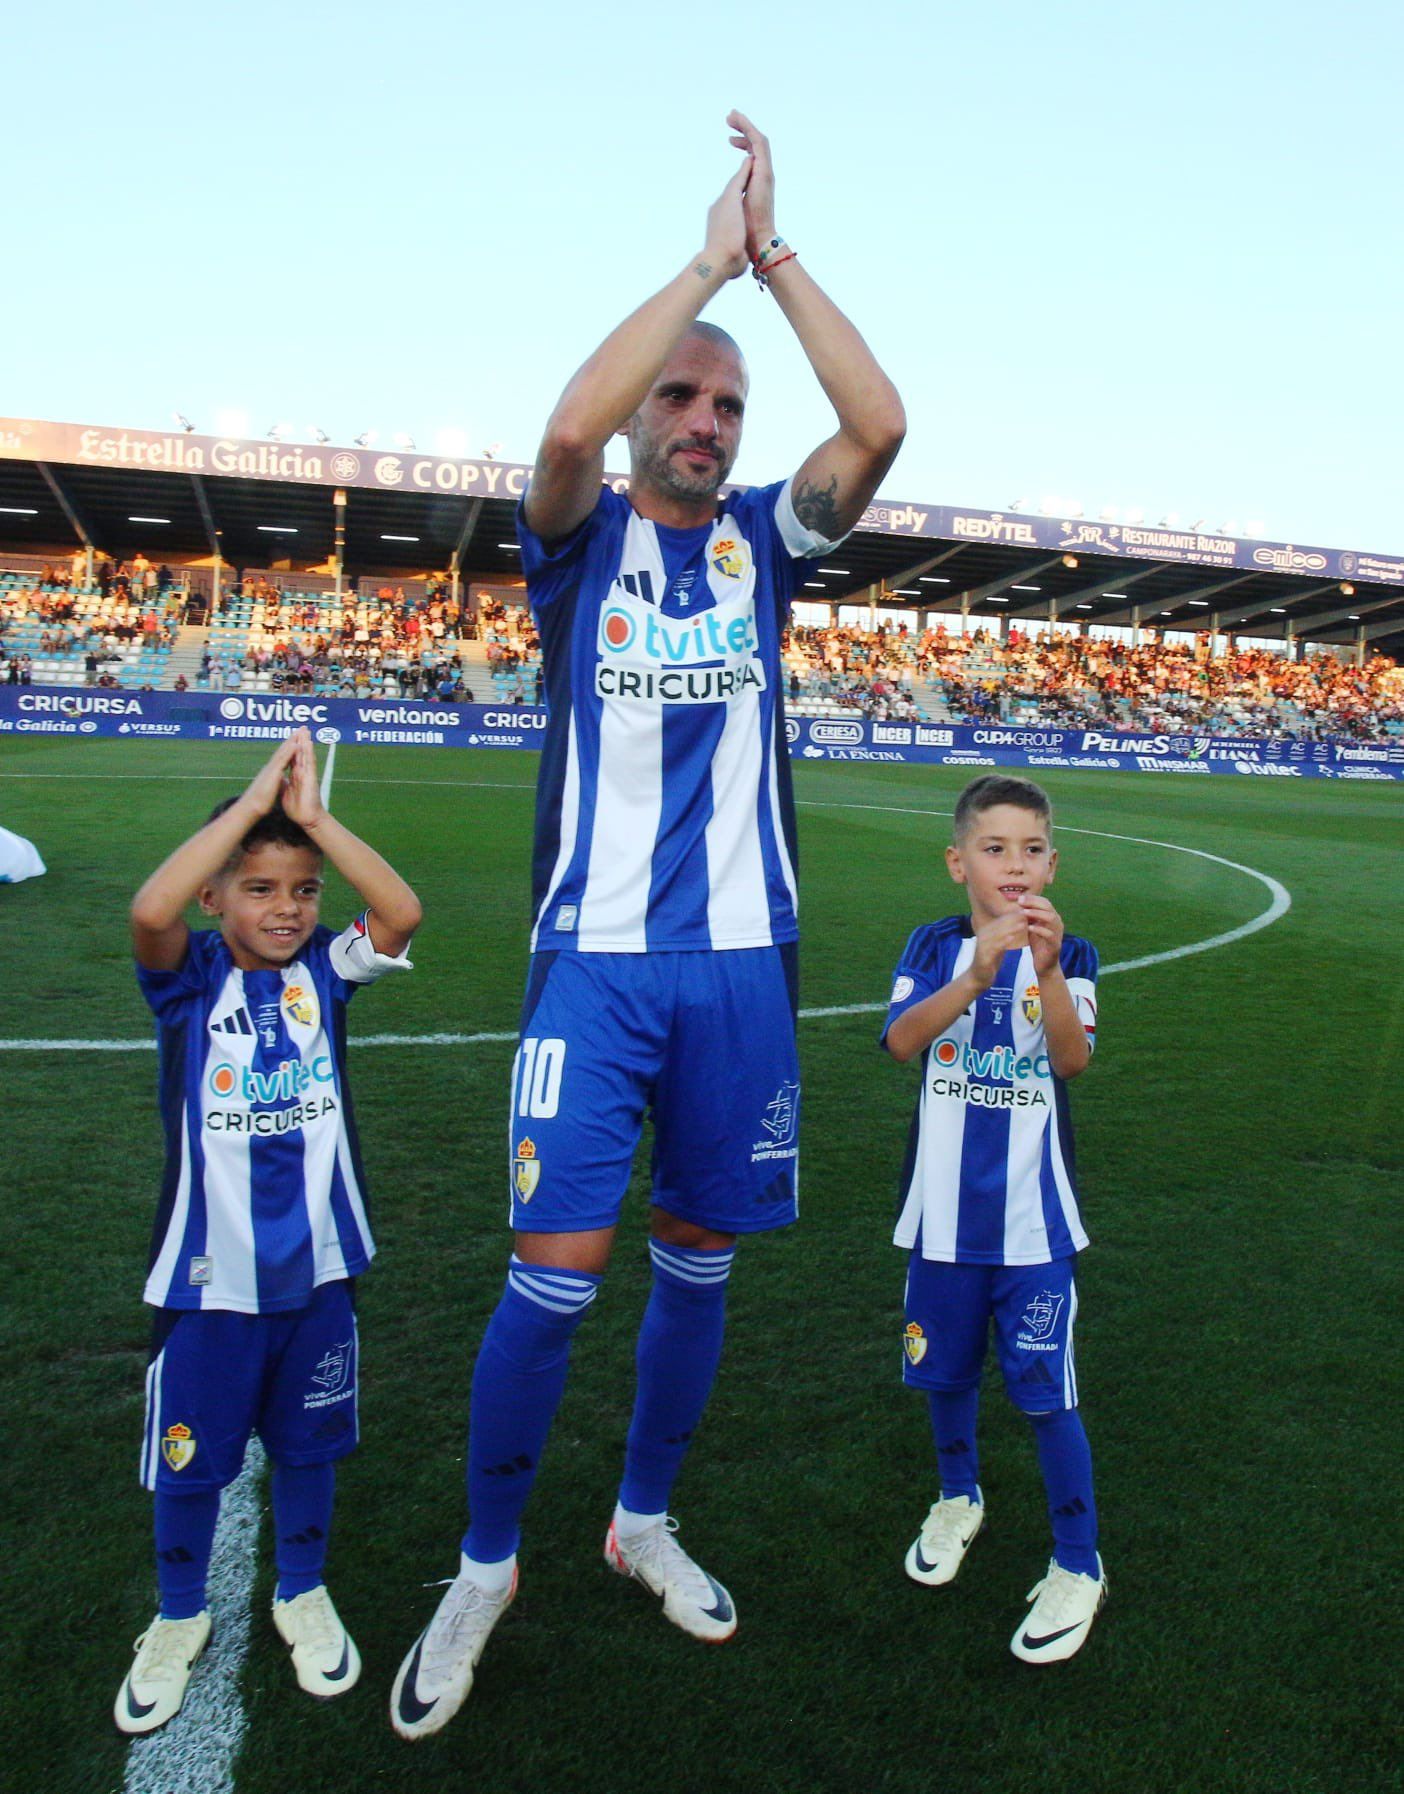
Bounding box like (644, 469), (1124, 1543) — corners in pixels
(710, 536), (750, 581)
(162, 1423), (196, 1472)
(1022, 983), (1042, 1025)
(281, 982), (319, 1031)
(1019, 1291), (1064, 1341)
(891, 975), (915, 1004)
(903, 1323), (928, 1366)
(514, 1137), (540, 1202)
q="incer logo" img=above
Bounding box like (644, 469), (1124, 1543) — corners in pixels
(219, 698), (245, 720)
(208, 1063), (238, 1098)
(933, 1040), (960, 1067)
(601, 608), (636, 651)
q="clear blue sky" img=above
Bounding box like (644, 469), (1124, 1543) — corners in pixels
(7, 0), (1402, 552)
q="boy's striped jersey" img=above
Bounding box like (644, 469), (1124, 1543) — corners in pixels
(136, 918), (411, 1313)
(518, 478), (842, 955)
(882, 917), (1099, 1266)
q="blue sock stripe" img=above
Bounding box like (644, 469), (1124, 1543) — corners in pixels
(507, 1258), (601, 1315)
(648, 1240), (735, 1286)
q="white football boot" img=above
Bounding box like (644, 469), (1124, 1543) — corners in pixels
(1010, 1555), (1107, 1663)
(113, 1610), (211, 1734)
(390, 1563), (518, 1740)
(272, 1585), (361, 1697)
(904, 1489), (985, 1587)
(604, 1515), (737, 1643)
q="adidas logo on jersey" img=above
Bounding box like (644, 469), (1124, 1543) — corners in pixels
(211, 1009), (254, 1037)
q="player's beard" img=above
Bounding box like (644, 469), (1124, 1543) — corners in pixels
(628, 424), (733, 503)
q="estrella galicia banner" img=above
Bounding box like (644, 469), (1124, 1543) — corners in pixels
(2, 688), (1400, 780)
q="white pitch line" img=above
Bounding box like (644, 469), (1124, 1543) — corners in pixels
(318, 740), (337, 808)
(0, 822), (1289, 1053)
(122, 1439), (265, 1794)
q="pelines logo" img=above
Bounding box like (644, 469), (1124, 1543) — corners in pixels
(162, 1423), (196, 1472)
(903, 1322), (928, 1366)
(514, 1137), (540, 1202)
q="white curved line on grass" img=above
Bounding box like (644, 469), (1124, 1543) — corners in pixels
(0, 807), (1290, 1050)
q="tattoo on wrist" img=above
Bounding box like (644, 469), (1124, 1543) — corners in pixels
(694, 260), (714, 280)
(792, 474), (842, 540)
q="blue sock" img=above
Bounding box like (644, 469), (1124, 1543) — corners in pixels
(272, 1460), (336, 1601)
(154, 1488), (220, 1619)
(618, 1240), (734, 1517)
(927, 1387), (981, 1502)
(1029, 1407), (1099, 1576)
(462, 1258), (601, 1562)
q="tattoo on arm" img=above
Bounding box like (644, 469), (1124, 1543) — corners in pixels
(694, 260), (713, 280)
(792, 474), (842, 541)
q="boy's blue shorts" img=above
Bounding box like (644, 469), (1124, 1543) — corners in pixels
(508, 946), (800, 1236)
(902, 1253), (1081, 1414)
(140, 1279), (358, 1492)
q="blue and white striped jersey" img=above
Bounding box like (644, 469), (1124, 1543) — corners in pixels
(881, 918), (1099, 1266)
(519, 479), (841, 954)
(136, 918), (411, 1313)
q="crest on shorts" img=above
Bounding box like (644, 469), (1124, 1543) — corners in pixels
(162, 1423), (196, 1472)
(514, 1137), (540, 1202)
(1020, 1291), (1063, 1341)
(1022, 982), (1042, 1025)
(710, 536), (750, 582)
(281, 981), (319, 1031)
(903, 1322), (928, 1366)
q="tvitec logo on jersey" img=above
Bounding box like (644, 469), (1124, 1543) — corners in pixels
(595, 581), (765, 705)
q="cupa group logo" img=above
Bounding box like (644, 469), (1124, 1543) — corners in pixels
(219, 698), (245, 720)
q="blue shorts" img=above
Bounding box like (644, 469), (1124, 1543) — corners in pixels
(902, 1254), (1081, 1414)
(139, 1279), (359, 1492)
(508, 947), (800, 1235)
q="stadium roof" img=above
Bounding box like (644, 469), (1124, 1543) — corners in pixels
(3, 415), (1402, 654)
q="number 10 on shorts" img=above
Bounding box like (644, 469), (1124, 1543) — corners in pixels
(515, 1037), (565, 1119)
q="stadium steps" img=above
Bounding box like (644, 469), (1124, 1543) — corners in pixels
(162, 624), (208, 691)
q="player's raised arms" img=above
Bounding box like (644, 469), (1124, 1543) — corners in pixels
(523, 158), (752, 543)
(727, 110), (906, 540)
(523, 110), (905, 545)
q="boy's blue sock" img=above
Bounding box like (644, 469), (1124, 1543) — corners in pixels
(462, 1257), (601, 1563)
(927, 1387), (981, 1502)
(1029, 1407), (1099, 1576)
(618, 1240), (734, 1517)
(154, 1487), (220, 1619)
(272, 1460), (336, 1601)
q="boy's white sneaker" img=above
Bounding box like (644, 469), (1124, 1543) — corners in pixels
(904, 1489), (985, 1587)
(113, 1610), (211, 1734)
(390, 1564), (518, 1740)
(272, 1585), (361, 1697)
(604, 1515), (737, 1643)
(1010, 1555), (1107, 1663)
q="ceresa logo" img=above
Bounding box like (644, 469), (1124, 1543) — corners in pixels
(810, 721), (863, 746)
(220, 698), (245, 719)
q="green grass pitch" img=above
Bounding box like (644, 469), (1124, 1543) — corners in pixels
(1, 736), (1400, 1794)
